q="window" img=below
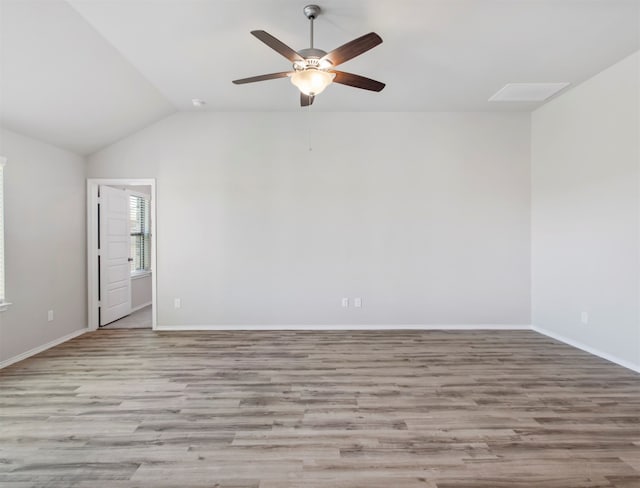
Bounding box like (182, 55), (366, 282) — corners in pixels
(129, 193), (150, 274)
(0, 156), (6, 308)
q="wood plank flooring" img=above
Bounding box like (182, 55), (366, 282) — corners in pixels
(1, 330), (639, 487)
(101, 305), (152, 329)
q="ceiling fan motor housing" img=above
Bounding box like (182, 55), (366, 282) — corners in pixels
(295, 48), (331, 70)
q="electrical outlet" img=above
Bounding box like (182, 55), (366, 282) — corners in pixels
(354, 297), (362, 308)
(581, 311), (589, 324)
(47, 310), (54, 322)
(174, 298), (181, 309)
(341, 297), (349, 308)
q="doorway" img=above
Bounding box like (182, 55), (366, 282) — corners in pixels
(87, 178), (157, 331)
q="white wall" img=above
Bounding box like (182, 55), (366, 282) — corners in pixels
(88, 112), (531, 328)
(0, 128), (87, 363)
(131, 274), (152, 310)
(532, 51), (640, 370)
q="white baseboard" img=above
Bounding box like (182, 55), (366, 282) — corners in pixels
(0, 328), (88, 369)
(130, 302), (152, 314)
(155, 324), (531, 331)
(532, 325), (640, 374)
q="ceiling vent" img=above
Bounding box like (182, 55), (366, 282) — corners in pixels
(489, 82), (570, 102)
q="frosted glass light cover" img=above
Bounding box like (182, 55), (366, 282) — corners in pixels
(291, 69), (335, 96)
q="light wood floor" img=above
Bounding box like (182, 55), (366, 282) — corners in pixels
(1, 330), (639, 487)
(101, 305), (152, 329)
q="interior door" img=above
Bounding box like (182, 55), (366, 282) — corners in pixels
(99, 185), (131, 325)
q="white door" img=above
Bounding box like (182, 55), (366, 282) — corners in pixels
(99, 186), (131, 325)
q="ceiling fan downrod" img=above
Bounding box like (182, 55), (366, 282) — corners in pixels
(304, 5), (321, 49)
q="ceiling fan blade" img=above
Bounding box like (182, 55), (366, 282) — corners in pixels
(321, 32), (382, 67)
(232, 71), (292, 84)
(300, 93), (315, 107)
(331, 71), (385, 92)
(251, 30), (304, 63)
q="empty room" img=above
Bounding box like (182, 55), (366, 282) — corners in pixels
(0, 0), (639, 486)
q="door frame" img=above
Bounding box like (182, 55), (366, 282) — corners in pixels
(87, 178), (157, 331)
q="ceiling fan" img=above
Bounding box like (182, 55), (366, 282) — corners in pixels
(232, 4), (385, 106)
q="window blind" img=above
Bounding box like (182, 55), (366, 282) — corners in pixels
(129, 194), (150, 273)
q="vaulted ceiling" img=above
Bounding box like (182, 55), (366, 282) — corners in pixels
(1, 0), (638, 155)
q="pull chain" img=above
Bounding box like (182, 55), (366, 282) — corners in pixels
(307, 101), (312, 151)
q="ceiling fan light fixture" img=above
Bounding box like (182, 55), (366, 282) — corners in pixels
(290, 68), (335, 96)
(232, 5), (384, 106)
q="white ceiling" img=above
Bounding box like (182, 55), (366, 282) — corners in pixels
(0, 0), (175, 155)
(1, 0), (639, 154)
